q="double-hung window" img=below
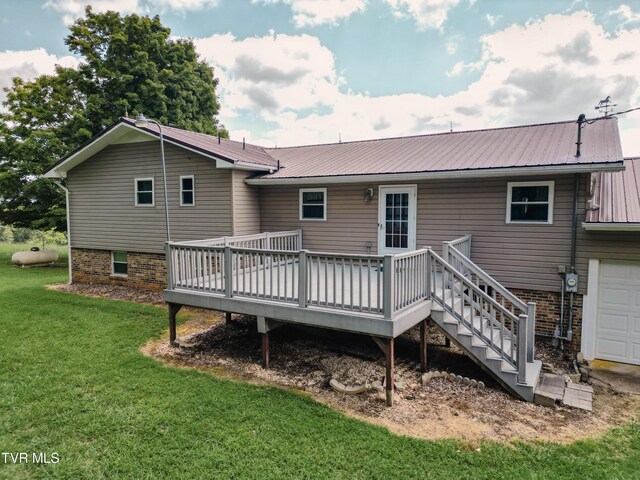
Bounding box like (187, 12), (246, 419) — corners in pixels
(135, 178), (154, 206)
(180, 175), (195, 206)
(299, 188), (327, 220)
(507, 181), (554, 224)
(112, 251), (128, 276)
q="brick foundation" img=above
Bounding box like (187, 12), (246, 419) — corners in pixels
(71, 248), (166, 291)
(509, 288), (583, 353)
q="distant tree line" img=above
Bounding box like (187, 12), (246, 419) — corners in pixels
(0, 7), (228, 232)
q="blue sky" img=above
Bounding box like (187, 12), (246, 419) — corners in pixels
(1, 0), (640, 154)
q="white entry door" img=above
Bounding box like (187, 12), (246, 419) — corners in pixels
(596, 262), (640, 365)
(378, 185), (417, 255)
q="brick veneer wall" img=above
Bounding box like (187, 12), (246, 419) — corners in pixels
(509, 288), (583, 353)
(71, 248), (167, 291)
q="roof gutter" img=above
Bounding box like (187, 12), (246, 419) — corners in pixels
(581, 222), (640, 231)
(246, 162), (625, 185)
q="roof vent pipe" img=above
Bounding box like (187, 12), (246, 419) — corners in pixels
(243, 137), (245, 149)
(218, 133), (220, 144)
(575, 113), (586, 157)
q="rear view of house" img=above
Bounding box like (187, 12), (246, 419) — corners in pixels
(44, 115), (640, 403)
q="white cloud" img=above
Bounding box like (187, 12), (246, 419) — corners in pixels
(44, 0), (221, 23)
(199, 11), (640, 156)
(485, 13), (501, 27)
(253, 0), (367, 27)
(386, 0), (461, 30)
(610, 4), (640, 26)
(0, 48), (79, 104)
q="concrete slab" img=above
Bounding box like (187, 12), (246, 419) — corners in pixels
(534, 373), (565, 407)
(589, 360), (640, 395)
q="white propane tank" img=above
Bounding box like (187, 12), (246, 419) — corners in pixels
(11, 249), (59, 266)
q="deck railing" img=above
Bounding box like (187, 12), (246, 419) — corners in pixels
(177, 229), (302, 250)
(166, 233), (432, 318)
(305, 252), (384, 313)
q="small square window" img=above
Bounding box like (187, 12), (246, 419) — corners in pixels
(135, 178), (154, 206)
(112, 251), (128, 276)
(507, 181), (554, 224)
(300, 188), (326, 220)
(180, 175), (195, 206)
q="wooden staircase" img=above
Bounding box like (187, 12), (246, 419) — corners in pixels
(425, 236), (542, 402)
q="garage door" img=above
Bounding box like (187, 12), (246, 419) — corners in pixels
(596, 262), (640, 365)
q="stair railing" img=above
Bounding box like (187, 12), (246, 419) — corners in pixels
(443, 237), (536, 365)
(428, 248), (531, 384)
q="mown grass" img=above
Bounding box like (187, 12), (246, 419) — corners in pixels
(0, 243), (638, 479)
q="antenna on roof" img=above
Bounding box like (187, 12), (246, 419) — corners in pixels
(595, 96), (617, 117)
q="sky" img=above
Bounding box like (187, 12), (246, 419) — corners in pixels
(1, 0), (640, 155)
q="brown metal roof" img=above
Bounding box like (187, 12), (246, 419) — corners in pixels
(586, 157), (640, 224)
(120, 118), (277, 168)
(257, 118), (623, 180)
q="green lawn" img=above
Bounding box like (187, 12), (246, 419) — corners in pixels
(0, 243), (638, 479)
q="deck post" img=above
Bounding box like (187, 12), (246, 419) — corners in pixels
(165, 242), (173, 289)
(383, 255), (395, 319)
(419, 318), (428, 371)
(226, 312), (232, 323)
(442, 241), (450, 264)
(526, 302), (536, 363)
(168, 303), (182, 345)
(224, 246), (232, 297)
(445, 337), (451, 348)
(298, 250), (308, 308)
(262, 331), (270, 368)
(517, 314), (528, 384)
(297, 229), (303, 250)
(385, 338), (395, 407)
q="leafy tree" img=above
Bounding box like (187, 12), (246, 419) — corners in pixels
(0, 7), (227, 231)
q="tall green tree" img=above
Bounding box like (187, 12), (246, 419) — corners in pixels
(0, 7), (227, 231)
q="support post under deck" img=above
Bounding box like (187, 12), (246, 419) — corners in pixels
(262, 332), (270, 369)
(419, 318), (428, 372)
(226, 312), (232, 324)
(371, 337), (395, 407)
(385, 338), (395, 407)
(168, 303), (182, 345)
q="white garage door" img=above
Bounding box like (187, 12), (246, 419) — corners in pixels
(596, 262), (640, 365)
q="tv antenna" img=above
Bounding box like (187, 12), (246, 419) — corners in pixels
(595, 96), (617, 117)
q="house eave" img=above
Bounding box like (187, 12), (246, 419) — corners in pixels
(582, 222), (640, 231)
(43, 121), (272, 178)
(245, 162), (625, 185)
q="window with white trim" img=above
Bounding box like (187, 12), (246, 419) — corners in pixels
(112, 251), (128, 276)
(180, 175), (195, 206)
(135, 178), (154, 206)
(299, 188), (327, 220)
(507, 181), (554, 224)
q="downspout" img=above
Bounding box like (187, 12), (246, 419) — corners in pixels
(566, 172), (579, 344)
(53, 178), (72, 285)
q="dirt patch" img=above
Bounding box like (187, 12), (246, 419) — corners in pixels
(53, 282), (640, 444)
(50, 282), (166, 305)
(142, 311), (640, 445)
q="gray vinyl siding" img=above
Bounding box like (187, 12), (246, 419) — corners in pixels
(232, 170), (261, 235)
(67, 141), (232, 254)
(260, 175), (600, 293)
